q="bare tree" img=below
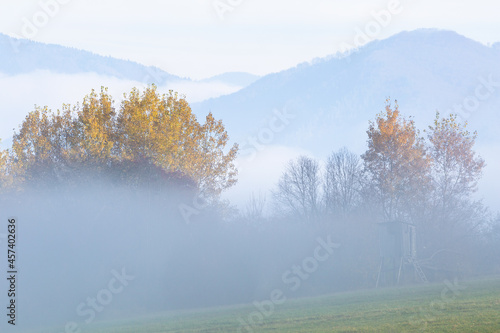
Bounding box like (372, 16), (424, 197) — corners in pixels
(244, 191), (267, 223)
(273, 156), (321, 223)
(324, 147), (362, 217)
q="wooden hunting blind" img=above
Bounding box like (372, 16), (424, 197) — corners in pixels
(376, 221), (427, 287)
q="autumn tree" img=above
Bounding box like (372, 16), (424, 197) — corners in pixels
(0, 141), (12, 191)
(425, 113), (486, 247)
(49, 106), (76, 171)
(11, 88), (119, 185)
(72, 87), (116, 166)
(427, 113), (485, 210)
(9, 85), (238, 198)
(274, 155), (321, 223)
(324, 147), (362, 217)
(115, 86), (238, 196)
(11, 106), (56, 184)
(361, 100), (430, 221)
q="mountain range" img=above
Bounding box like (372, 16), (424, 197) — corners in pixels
(0, 33), (182, 84)
(192, 29), (500, 155)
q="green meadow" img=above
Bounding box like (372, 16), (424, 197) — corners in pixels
(41, 276), (500, 333)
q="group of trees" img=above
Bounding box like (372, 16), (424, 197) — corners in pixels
(0, 88), (497, 287)
(272, 148), (365, 223)
(272, 100), (489, 266)
(1, 92), (489, 241)
(0, 86), (238, 200)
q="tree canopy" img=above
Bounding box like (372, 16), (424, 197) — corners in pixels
(7, 86), (238, 197)
(361, 100), (430, 221)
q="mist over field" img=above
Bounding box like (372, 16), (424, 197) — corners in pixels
(0, 181), (348, 330)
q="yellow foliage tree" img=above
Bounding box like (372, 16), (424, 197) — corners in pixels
(11, 106), (55, 183)
(9, 85), (238, 197)
(362, 100), (430, 221)
(0, 140), (12, 191)
(195, 112), (238, 196)
(73, 87), (116, 165)
(115, 86), (237, 196)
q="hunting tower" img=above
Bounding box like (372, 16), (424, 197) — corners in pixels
(376, 221), (427, 287)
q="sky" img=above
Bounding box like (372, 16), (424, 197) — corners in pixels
(1, 0), (500, 79)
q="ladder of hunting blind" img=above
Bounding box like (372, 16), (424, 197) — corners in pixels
(408, 256), (428, 283)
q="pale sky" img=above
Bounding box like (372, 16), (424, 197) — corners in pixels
(1, 0), (500, 79)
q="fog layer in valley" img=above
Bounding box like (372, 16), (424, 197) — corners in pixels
(0, 181), (348, 331)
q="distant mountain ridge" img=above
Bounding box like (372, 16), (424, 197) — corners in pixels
(201, 72), (261, 87)
(192, 29), (500, 153)
(0, 33), (263, 92)
(0, 33), (182, 84)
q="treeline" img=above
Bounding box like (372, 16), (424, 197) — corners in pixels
(0, 86), (238, 199)
(1, 89), (498, 291)
(259, 100), (498, 279)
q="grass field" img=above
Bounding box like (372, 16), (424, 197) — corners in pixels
(47, 276), (500, 332)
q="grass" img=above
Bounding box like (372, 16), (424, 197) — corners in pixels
(46, 276), (500, 332)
